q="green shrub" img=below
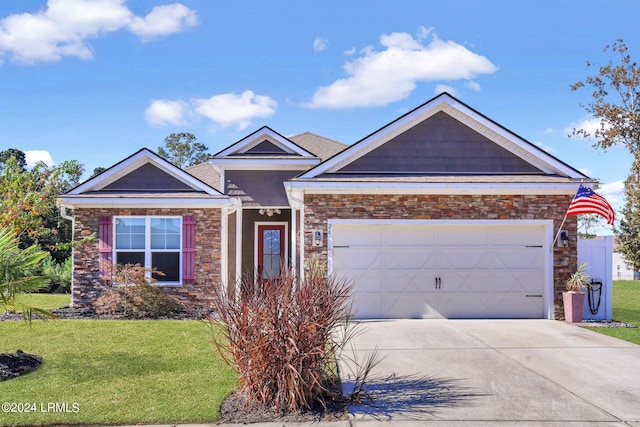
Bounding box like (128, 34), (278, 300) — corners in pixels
(42, 254), (72, 293)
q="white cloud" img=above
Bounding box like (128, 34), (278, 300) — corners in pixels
(144, 99), (189, 127)
(129, 3), (198, 40)
(598, 180), (625, 204)
(434, 84), (459, 97)
(145, 91), (278, 131)
(344, 46), (356, 56)
(466, 81), (481, 92)
(305, 29), (498, 109)
(543, 127), (555, 134)
(565, 117), (607, 138)
(193, 91), (277, 130)
(313, 37), (328, 53)
(25, 150), (54, 168)
(0, 0), (198, 64)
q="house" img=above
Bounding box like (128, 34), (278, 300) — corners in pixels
(58, 93), (591, 319)
(612, 237), (637, 281)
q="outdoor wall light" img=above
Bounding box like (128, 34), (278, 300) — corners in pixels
(559, 230), (569, 247)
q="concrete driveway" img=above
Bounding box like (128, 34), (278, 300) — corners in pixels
(338, 319), (640, 425)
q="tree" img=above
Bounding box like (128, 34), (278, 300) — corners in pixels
(0, 157), (52, 239)
(0, 226), (51, 322)
(617, 172), (640, 271)
(0, 148), (26, 172)
(0, 157), (84, 262)
(578, 214), (602, 238)
(571, 39), (640, 270)
(157, 132), (210, 168)
(33, 160), (85, 262)
(91, 166), (107, 178)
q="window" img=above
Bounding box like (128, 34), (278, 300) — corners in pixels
(114, 216), (182, 283)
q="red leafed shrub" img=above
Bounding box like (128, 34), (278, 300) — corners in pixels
(207, 262), (371, 414)
(95, 263), (183, 318)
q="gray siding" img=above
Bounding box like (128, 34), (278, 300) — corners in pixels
(102, 163), (195, 192)
(242, 140), (291, 155)
(337, 111), (542, 174)
(225, 170), (300, 206)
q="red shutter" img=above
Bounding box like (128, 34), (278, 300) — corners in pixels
(182, 215), (196, 284)
(98, 216), (113, 284)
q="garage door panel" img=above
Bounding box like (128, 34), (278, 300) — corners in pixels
(346, 272), (384, 292)
(384, 226), (436, 245)
(386, 296), (440, 319)
(440, 227), (489, 246)
(492, 226), (543, 246)
(351, 295), (384, 319)
(494, 271), (544, 293)
(333, 226), (382, 246)
(438, 250), (492, 270)
(333, 248), (384, 270)
(439, 271), (493, 293)
(494, 249), (543, 269)
(331, 222), (547, 319)
(384, 271), (435, 293)
(385, 249), (437, 269)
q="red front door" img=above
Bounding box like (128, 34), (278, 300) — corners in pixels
(257, 224), (285, 280)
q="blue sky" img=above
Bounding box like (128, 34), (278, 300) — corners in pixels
(0, 0), (637, 232)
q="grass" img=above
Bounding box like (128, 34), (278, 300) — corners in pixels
(0, 319), (238, 425)
(586, 280), (640, 345)
(1, 293), (70, 314)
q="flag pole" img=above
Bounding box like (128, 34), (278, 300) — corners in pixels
(552, 179), (584, 247)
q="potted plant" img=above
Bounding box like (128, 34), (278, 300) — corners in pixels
(563, 262), (590, 323)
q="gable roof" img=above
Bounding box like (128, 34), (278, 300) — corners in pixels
(289, 132), (347, 161)
(297, 92), (589, 180)
(67, 148), (223, 195)
(214, 126), (316, 158)
(59, 149), (230, 208)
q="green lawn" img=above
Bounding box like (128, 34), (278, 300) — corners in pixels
(586, 280), (640, 345)
(0, 320), (237, 425)
(1, 293), (70, 314)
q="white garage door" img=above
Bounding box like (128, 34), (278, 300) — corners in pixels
(330, 222), (547, 319)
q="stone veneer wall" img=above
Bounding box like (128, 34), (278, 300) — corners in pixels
(72, 207), (221, 312)
(303, 193), (577, 320)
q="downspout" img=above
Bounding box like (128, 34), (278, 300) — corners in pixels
(59, 203), (74, 222)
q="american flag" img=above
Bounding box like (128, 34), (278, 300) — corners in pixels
(566, 185), (615, 225)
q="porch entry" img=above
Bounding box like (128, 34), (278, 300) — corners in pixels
(256, 223), (287, 279)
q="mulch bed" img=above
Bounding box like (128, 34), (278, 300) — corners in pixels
(577, 319), (637, 328)
(219, 388), (348, 424)
(0, 350), (43, 381)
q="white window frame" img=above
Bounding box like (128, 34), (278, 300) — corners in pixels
(113, 216), (183, 286)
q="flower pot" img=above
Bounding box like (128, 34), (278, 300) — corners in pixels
(563, 291), (585, 323)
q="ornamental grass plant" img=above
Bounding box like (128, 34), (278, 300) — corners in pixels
(207, 261), (376, 414)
